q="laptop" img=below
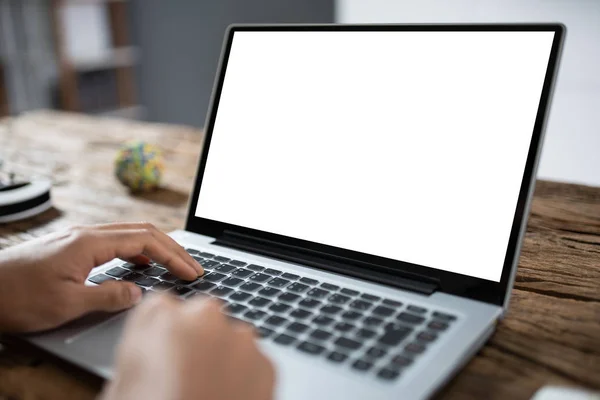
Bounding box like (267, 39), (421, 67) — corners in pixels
(24, 24), (564, 399)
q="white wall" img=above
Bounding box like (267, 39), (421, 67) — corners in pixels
(336, 0), (600, 187)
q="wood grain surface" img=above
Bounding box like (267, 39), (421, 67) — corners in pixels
(0, 112), (598, 400)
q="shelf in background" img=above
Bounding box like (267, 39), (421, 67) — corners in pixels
(0, 63), (9, 117)
(97, 104), (144, 120)
(70, 46), (138, 72)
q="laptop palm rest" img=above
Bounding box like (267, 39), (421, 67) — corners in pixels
(61, 312), (128, 367)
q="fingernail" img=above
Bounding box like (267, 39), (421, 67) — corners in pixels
(192, 261), (204, 276)
(130, 285), (143, 305)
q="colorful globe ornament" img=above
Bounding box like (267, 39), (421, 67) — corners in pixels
(115, 141), (164, 192)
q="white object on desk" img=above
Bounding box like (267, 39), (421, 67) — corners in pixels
(532, 386), (600, 400)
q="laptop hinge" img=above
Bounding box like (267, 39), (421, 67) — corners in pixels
(212, 230), (439, 295)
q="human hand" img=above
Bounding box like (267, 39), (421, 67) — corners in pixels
(0, 223), (203, 332)
(101, 295), (275, 400)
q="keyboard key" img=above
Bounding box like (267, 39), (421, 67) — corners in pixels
(258, 287), (281, 297)
(378, 326), (412, 346)
(361, 293), (380, 302)
(176, 276), (201, 285)
(286, 322), (309, 334)
(274, 334), (296, 346)
(185, 248), (199, 255)
(321, 305), (343, 315)
(321, 283), (339, 291)
(352, 359), (373, 372)
(213, 256), (231, 262)
(88, 274), (114, 285)
(377, 368), (400, 381)
(152, 281), (175, 292)
(265, 315), (288, 327)
(363, 316), (384, 327)
(204, 272), (227, 283)
(290, 309), (312, 320)
(433, 311), (457, 321)
(173, 286), (193, 297)
(428, 321), (449, 331)
(340, 288), (359, 296)
(334, 323), (355, 333)
(229, 260), (247, 267)
(198, 252), (215, 258)
(257, 326), (275, 338)
(281, 273), (299, 280)
(193, 281), (216, 292)
(287, 282), (309, 293)
(396, 312), (425, 324)
(249, 273), (271, 283)
(405, 342), (426, 354)
(335, 336), (362, 350)
(299, 277), (318, 285)
(210, 286), (234, 298)
(407, 305), (427, 314)
(310, 329), (333, 341)
(269, 302), (292, 314)
(278, 292), (301, 303)
(135, 276), (159, 287)
(105, 267), (130, 278)
(366, 347), (387, 359)
(215, 264), (237, 273)
(298, 341), (325, 355)
(201, 260), (220, 268)
(239, 282), (262, 292)
(327, 351), (348, 363)
(312, 315), (335, 326)
(391, 355), (413, 367)
(221, 277), (244, 287)
(225, 303), (248, 315)
(267, 278), (290, 288)
(329, 294), (351, 304)
(349, 300), (373, 311)
(417, 331), (438, 342)
(249, 297), (272, 308)
(232, 268), (253, 278)
(230, 291), (253, 302)
(247, 264), (265, 272)
(119, 262), (137, 270)
(356, 328), (377, 339)
(372, 305), (395, 317)
(159, 272), (179, 282)
(144, 266), (166, 277)
(244, 309), (268, 321)
(122, 272), (143, 282)
(192, 255), (206, 263)
(341, 311), (362, 320)
(298, 298), (321, 309)
(307, 288), (329, 299)
(264, 268), (282, 276)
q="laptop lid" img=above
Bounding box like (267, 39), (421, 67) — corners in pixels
(185, 24), (564, 308)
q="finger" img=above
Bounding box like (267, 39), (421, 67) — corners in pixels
(123, 254), (151, 265)
(78, 280), (142, 314)
(91, 222), (203, 276)
(92, 229), (200, 280)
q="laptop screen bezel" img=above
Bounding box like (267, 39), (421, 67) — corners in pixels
(185, 24), (564, 307)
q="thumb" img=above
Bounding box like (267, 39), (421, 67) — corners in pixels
(79, 281), (143, 314)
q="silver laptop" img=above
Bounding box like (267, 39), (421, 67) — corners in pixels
(24, 24), (564, 399)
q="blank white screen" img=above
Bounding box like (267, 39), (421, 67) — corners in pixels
(196, 30), (554, 282)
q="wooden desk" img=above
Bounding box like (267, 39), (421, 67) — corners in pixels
(0, 112), (598, 399)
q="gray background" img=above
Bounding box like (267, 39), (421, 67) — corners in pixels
(131, 0), (334, 128)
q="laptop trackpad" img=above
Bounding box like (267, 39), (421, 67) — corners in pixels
(64, 312), (128, 368)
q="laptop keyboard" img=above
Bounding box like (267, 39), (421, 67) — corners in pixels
(88, 248), (458, 382)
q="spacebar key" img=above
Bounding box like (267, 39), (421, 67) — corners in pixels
(378, 326), (412, 346)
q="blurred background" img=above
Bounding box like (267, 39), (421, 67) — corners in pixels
(0, 0), (598, 186)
